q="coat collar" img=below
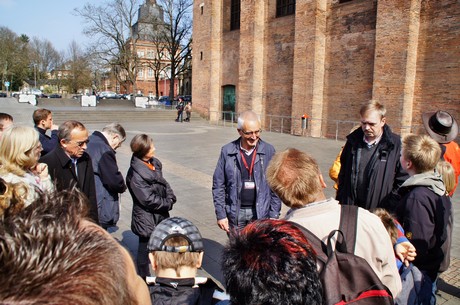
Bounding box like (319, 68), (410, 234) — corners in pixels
(347, 124), (395, 150)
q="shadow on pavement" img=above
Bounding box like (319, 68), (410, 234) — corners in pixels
(201, 238), (226, 287)
(438, 278), (460, 298)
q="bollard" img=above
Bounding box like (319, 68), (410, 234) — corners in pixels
(301, 113), (309, 130)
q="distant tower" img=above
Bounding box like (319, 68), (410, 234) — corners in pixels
(132, 0), (164, 41)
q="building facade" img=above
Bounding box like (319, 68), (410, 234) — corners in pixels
(192, 0), (460, 139)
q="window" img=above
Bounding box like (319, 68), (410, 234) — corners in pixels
(147, 51), (154, 59)
(137, 51), (144, 58)
(276, 0), (295, 17)
(148, 68), (154, 78)
(230, 0), (240, 31)
(137, 68), (144, 78)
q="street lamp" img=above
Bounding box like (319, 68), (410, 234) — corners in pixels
(34, 64), (37, 89)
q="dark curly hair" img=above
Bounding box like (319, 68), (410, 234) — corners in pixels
(222, 219), (322, 305)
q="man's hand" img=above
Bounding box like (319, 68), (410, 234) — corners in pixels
(217, 218), (229, 233)
(395, 241), (417, 267)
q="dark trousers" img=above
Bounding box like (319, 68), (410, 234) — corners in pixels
(137, 236), (151, 280)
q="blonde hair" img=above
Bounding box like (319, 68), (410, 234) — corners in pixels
(266, 148), (322, 208)
(402, 134), (441, 174)
(359, 100), (386, 119)
(436, 160), (455, 195)
(0, 178), (27, 218)
(0, 125), (40, 176)
(152, 236), (202, 277)
(373, 208), (398, 245)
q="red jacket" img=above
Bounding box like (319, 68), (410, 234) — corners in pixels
(443, 141), (460, 195)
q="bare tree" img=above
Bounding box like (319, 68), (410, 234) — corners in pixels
(64, 41), (92, 94)
(29, 37), (61, 80)
(154, 0), (193, 100)
(75, 0), (141, 97)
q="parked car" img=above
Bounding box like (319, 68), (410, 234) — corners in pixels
(49, 94), (62, 98)
(0, 92), (7, 98)
(72, 94), (82, 99)
(98, 91), (117, 99)
(159, 95), (172, 106)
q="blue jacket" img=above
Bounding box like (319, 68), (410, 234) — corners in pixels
(86, 131), (127, 227)
(35, 126), (59, 156)
(212, 138), (281, 227)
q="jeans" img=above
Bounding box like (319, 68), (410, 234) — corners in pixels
(236, 207), (257, 230)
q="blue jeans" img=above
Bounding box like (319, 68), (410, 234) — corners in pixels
(236, 207), (256, 230)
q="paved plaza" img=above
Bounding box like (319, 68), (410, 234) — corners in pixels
(3, 98), (460, 303)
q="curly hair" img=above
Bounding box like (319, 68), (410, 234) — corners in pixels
(222, 219), (322, 305)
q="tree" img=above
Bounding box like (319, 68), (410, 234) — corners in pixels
(64, 41), (92, 94)
(0, 27), (30, 91)
(154, 0), (193, 100)
(29, 37), (61, 81)
(75, 0), (141, 98)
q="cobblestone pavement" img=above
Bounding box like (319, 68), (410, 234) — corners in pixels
(4, 98), (459, 303)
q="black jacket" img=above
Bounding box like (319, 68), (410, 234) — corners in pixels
(149, 277), (221, 305)
(86, 131), (126, 227)
(337, 125), (408, 212)
(396, 173), (452, 280)
(40, 145), (99, 223)
(126, 156), (176, 238)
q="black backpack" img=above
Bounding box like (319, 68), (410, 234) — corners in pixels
(293, 205), (395, 305)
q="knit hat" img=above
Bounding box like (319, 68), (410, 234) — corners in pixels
(422, 111), (458, 144)
(147, 217), (204, 253)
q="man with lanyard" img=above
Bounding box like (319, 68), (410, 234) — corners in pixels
(212, 110), (281, 232)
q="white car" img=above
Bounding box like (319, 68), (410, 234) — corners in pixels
(98, 91), (117, 99)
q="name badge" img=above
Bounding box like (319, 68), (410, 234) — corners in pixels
(243, 181), (255, 190)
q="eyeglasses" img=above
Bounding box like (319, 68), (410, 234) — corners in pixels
(241, 130), (262, 136)
(70, 139), (90, 147)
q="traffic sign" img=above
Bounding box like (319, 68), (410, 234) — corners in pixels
(4, 81), (10, 87)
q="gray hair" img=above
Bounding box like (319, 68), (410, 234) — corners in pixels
(102, 123), (126, 139)
(58, 120), (86, 141)
(237, 110), (261, 129)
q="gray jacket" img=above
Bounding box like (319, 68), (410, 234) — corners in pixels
(212, 138), (281, 227)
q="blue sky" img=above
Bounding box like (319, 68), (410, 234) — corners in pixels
(0, 0), (90, 52)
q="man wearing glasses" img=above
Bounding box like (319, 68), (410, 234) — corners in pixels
(40, 120), (99, 224)
(212, 110), (281, 232)
(337, 101), (408, 212)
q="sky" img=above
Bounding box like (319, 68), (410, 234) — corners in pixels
(0, 0), (91, 52)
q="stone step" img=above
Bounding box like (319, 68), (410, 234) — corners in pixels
(50, 109), (200, 124)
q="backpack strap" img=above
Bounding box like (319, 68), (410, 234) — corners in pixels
(290, 221), (328, 264)
(339, 204), (358, 254)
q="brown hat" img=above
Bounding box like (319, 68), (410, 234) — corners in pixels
(422, 111), (458, 144)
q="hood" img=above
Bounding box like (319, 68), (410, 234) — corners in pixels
(401, 171), (446, 196)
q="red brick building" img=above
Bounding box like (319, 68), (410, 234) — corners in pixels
(192, 0), (460, 139)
